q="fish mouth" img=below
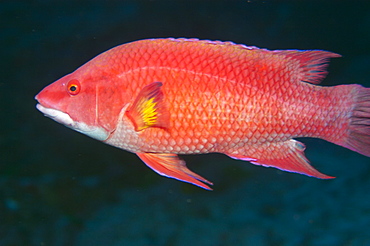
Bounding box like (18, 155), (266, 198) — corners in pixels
(35, 103), (109, 141)
(36, 103), (75, 126)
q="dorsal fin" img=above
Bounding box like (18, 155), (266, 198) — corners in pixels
(274, 50), (341, 84)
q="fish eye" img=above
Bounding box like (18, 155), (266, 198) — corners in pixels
(67, 79), (81, 95)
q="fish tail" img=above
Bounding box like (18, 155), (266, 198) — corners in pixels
(343, 86), (370, 157)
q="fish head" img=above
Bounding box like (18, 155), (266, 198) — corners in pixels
(35, 71), (112, 141)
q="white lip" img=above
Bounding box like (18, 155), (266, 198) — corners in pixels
(36, 103), (74, 126)
(36, 104), (109, 141)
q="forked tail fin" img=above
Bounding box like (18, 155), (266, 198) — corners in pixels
(344, 87), (370, 157)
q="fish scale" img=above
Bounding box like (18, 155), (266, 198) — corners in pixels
(35, 38), (370, 190)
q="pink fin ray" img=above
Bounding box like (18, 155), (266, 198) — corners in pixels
(344, 87), (370, 157)
(274, 49), (341, 84)
(227, 139), (334, 179)
(137, 152), (213, 190)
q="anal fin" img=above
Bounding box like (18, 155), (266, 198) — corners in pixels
(227, 139), (334, 179)
(137, 152), (213, 190)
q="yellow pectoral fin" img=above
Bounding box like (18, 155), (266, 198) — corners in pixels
(126, 82), (170, 131)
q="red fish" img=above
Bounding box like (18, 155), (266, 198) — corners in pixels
(35, 38), (370, 190)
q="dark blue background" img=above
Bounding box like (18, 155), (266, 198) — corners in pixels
(2, 1), (370, 245)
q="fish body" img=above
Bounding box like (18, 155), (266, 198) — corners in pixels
(35, 38), (370, 190)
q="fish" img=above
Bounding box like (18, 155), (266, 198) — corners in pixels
(35, 38), (370, 190)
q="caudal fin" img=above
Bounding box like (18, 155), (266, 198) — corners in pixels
(345, 87), (370, 157)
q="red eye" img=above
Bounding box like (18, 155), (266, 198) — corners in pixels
(67, 79), (81, 95)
